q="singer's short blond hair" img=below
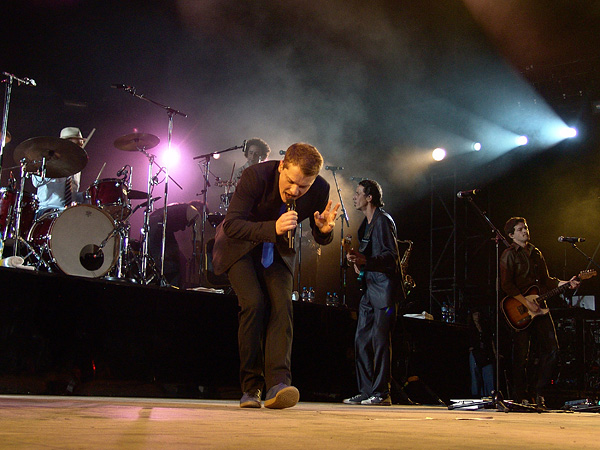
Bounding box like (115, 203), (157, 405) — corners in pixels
(282, 143), (323, 177)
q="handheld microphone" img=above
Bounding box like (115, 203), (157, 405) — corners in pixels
(325, 166), (344, 171)
(457, 189), (481, 198)
(279, 150), (286, 155)
(287, 199), (296, 249)
(558, 236), (585, 243)
(116, 165), (128, 177)
(241, 139), (247, 154)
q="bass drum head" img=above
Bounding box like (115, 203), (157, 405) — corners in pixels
(48, 204), (119, 278)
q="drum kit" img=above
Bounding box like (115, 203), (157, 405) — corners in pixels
(1, 132), (166, 283)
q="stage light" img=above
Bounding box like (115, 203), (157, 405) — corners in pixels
(213, 152), (221, 159)
(558, 126), (577, 139)
(432, 148), (446, 161)
(516, 135), (528, 146)
(161, 146), (181, 168)
(472, 142), (482, 151)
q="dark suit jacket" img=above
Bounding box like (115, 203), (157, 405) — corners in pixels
(212, 160), (333, 275)
(358, 207), (402, 309)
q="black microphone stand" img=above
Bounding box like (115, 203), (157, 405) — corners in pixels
(566, 242), (600, 271)
(563, 242), (600, 305)
(328, 168), (350, 305)
(192, 144), (245, 284)
(462, 195), (511, 399)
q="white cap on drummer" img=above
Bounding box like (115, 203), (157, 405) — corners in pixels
(60, 127), (83, 140)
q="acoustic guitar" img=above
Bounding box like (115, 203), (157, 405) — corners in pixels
(501, 269), (596, 331)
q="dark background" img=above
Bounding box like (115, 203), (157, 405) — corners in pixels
(3, 0), (600, 314)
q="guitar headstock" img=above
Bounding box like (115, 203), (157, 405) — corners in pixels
(577, 269), (597, 281)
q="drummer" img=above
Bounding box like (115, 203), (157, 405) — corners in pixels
(233, 138), (271, 185)
(31, 127), (85, 219)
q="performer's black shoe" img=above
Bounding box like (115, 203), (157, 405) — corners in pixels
(264, 383), (299, 409)
(240, 390), (262, 408)
(343, 393), (368, 405)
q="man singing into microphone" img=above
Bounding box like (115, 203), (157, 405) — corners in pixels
(500, 217), (579, 409)
(212, 142), (340, 409)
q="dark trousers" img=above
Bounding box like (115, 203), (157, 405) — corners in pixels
(227, 247), (293, 393)
(511, 313), (558, 399)
(354, 297), (397, 398)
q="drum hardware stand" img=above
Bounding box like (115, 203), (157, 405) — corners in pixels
(8, 157), (40, 257)
(192, 142), (245, 285)
(327, 167), (350, 306)
(135, 147), (181, 285)
(1, 72), (36, 180)
(115, 85), (186, 286)
(18, 235), (52, 272)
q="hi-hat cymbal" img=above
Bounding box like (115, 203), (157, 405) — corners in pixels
(114, 133), (160, 151)
(13, 136), (88, 178)
(128, 189), (149, 200)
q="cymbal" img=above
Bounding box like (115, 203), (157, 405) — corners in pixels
(114, 133), (160, 151)
(13, 136), (88, 178)
(128, 189), (149, 200)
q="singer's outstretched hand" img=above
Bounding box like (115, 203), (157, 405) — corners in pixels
(314, 200), (341, 234)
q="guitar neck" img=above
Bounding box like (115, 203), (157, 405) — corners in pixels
(536, 281), (573, 305)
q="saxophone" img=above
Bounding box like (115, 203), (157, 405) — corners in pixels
(398, 240), (416, 294)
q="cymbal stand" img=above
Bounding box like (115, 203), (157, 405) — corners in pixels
(9, 159), (51, 269)
(328, 168), (350, 305)
(114, 221), (131, 279)
(192, 143), (245, 282)
(116, 86), (186, 285)
(138, 147), (159, 284)
(11, 158), (30, 256)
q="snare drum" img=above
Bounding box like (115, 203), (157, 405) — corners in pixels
(86, 178), (131, 221)
(0, 188), (38, 239)
(28, 204), (120, 278)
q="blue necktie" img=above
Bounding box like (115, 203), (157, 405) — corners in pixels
(261, 242), (274, 268)
(261, 202), (286, 268)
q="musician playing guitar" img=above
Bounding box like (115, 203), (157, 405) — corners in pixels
(343, 179), (403, 406)
(500, 217), (580, 409)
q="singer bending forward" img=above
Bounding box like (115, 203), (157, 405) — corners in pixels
(212, 142), (340, 409)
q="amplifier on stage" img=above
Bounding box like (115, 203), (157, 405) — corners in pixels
(572, 295), (596, 311)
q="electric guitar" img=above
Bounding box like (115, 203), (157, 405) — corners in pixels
(501, 269), (596, 331)
(342, 235), (365, 290)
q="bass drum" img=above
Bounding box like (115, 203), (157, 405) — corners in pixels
(28, 204), (120, 278)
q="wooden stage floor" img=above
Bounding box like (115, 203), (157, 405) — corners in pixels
(0, 395), (598, 449)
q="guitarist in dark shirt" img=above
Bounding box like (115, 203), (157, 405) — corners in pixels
(500, 217), (579, 408)
(343, 179), (402, 406)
